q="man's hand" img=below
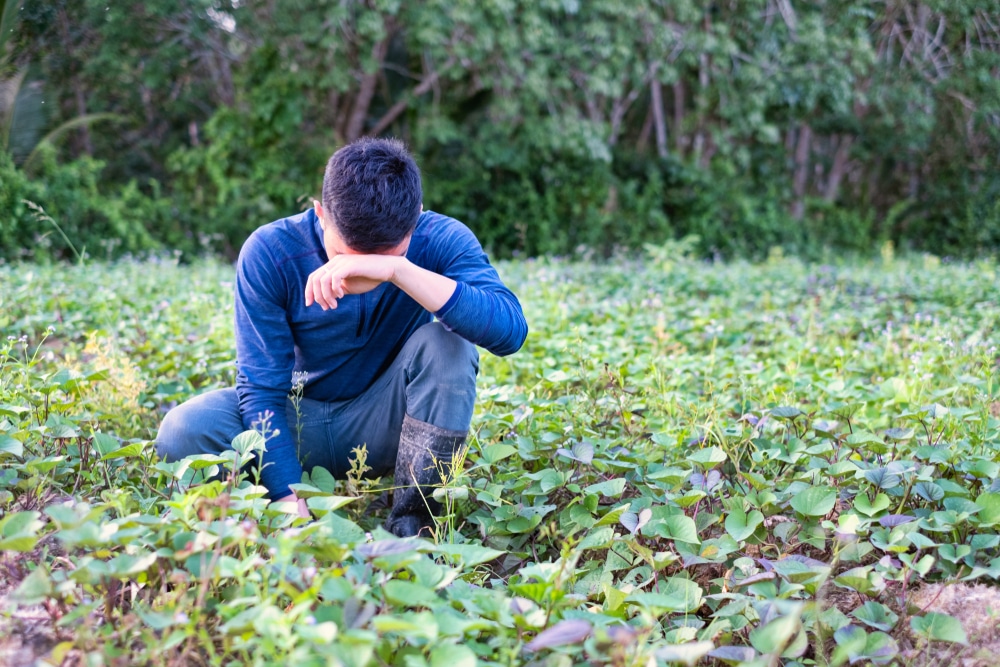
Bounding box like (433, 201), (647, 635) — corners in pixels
(305, 254), (402, 310)
(275, 493), (310, 519)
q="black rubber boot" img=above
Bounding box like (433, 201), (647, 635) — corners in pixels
(385, 415), (467, 538)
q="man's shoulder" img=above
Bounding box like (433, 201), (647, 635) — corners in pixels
(241, 210), (322, 266)
(413, 210), (480, 249)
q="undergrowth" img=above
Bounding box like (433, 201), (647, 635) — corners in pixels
(1, 246), (998, 666)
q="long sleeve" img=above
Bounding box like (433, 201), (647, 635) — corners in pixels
(424, 214), (528, 357)
(233, 232), (302, 499)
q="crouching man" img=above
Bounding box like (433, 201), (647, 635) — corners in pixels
(156, 137), (527, 537)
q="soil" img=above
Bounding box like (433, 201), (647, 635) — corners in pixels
(0, 549), (58, 667)
(898, 583), (1000, 667)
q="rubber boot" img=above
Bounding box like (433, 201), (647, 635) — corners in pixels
(385, 415), (467, 538)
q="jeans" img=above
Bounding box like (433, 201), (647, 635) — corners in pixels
(155, 322), (479, 480)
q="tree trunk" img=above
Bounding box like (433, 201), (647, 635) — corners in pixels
(344, 30), (392, 142)
(672, 79), (685, 152)
(650, 77), (668, 158)
(636, 104), (653, 152)
(791, 122), (812, 220)
(74, 85), (93, 156)
(824, 134), (853, 201)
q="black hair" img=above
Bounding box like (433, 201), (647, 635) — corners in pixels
(321, 137), (422, 252)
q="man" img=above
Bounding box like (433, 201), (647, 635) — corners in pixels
(156, 137), (527, 537)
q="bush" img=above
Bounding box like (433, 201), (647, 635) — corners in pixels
(0, 147), (165, 262)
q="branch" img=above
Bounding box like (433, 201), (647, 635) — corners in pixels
(367, 55), (457, 137)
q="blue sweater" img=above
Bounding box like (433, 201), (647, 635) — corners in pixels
(234, 208), (527, 498)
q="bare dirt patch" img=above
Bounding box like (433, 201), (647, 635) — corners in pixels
(0, 551), (58, 667)
(898, 583), (1000, 667)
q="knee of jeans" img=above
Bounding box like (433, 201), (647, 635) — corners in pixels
(412, 322), (479, 377)
(155, 408), (185, 461)
(155, 406), (205, 462)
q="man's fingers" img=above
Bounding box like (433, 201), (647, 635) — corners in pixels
(320, 272), (343, 309)
(304, 273), (316, 307)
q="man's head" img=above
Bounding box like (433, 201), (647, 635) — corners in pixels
(319, 137), (422, 254)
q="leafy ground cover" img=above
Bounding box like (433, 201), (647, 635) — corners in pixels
(1, 247), (998, 666)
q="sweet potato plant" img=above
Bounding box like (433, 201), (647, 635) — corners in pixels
(1, 246), (998, 666)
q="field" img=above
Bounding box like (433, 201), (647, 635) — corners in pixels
(1, 246), (999, 666)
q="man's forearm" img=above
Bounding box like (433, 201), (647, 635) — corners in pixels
(390, 258), (457, 313)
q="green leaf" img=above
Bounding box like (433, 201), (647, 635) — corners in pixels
(833, 625), (898, 664)
(789, 486), (837, 516)
(846, 431), (881, 448)
(0, 510), (43, 552)
(0, 404), (30, 419)
(578, 526), (614, 551)
(974, 492), (1000, 526)
(749, 614), (801, 656)
(308, 465), (338, 493)
(584, 477), (626, 497)
(644, 514), (700, 544)
(854, 493), (891, 517)
(834, 566), (880, 595)
(626, 577), (703, 613)
(318, 513), (366, 544)
(46, 423), (79, 439)
(287, 483), (326, 498)
(594, 504), (627, 527)
(0, 434), (23, 458)
(770, 406), (802, 419)
(481, 443), (517, 464)
(910, 613), (968, 645)
(91, 432), (120, 456)
(725, 507), (764, 542)
(864, 468), (901, 489)
(851, 602), (898, 631)
(429, 644), (477, 667)
(383, 580), (439, 607)
(306, 495), (357, 516)
(11, 567), (52, 605)
(433, 543), (505, 567)
(231, 430), (266, 455)
(688, 447), (727, 468)
(914, 481), (945, 502)
(101, 442), (144, 460)
(184, 454), (229, 470)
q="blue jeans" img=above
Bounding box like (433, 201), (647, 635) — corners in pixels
(155, 322), (479, 480)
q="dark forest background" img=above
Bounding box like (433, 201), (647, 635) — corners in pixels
(2, 0), (999, 261)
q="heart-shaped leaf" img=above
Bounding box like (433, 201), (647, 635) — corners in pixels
(790, 486), (837, 516)
(910, 613), (968, 645)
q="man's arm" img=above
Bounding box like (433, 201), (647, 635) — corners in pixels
(304, 218), (527, 356)
(234, 232), (307, 510)
(305, 252), (456, 313)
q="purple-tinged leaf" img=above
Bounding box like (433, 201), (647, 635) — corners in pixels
(782, 554), (829, 568)
(524, 619), (592, 651)
(708, 646), (757, 664)
(355, 539), (419, 559)
(878, 514), (914, 528)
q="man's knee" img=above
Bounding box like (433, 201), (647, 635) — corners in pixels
(155, 406), (193, 462)
(155, 388), (241, 461)
(409, 322), (479, 378)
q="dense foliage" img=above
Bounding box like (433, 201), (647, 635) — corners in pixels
(3, 0), (1000, 260)
(1, 249), (998, 665)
